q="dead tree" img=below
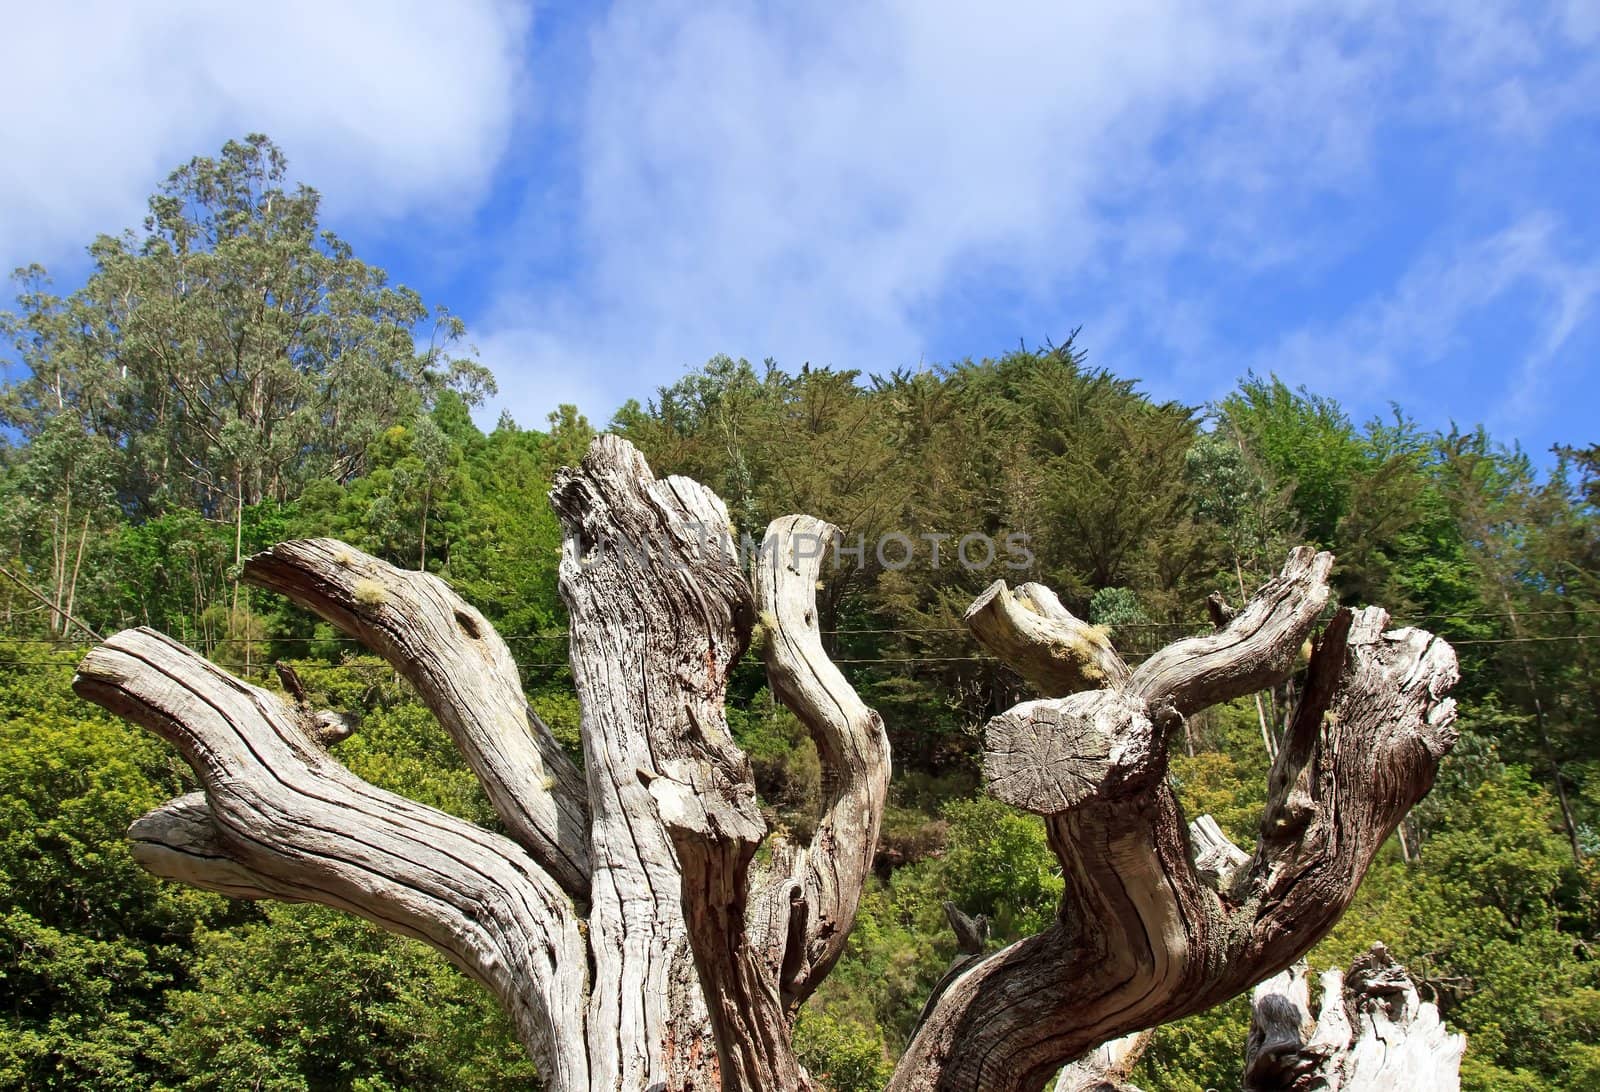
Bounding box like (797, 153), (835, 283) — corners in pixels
(73, 437), (1459, 1091)
(1055, 943), (1464, 1092)
(1245, 943), (1464, 1091)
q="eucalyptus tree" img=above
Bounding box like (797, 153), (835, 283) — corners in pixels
(0, 135), (491, 524)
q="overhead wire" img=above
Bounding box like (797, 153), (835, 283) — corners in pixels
(3, 630), (1597, 674)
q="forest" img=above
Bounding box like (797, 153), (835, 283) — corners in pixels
(2, 136), (1598, 1091)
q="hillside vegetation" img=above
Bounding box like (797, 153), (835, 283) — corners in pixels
(3, 138), (1597, 1090)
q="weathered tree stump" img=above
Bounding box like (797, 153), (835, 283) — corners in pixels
(75, 436), (1459, 1091)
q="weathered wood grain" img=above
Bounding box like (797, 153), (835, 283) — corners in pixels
(965, 579), (1131, 696)
(887, 556), (1458, 1092)
(244, 539), (590, 896)
(751, 515), (891, 1010)
(75, 628), (590, 1089)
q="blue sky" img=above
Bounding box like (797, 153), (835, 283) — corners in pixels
(2, 1), (1596, 457)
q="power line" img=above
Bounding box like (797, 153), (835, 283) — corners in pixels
(0, 565), (103, 642)
(7, 633), (1598, 674)
(6, 593), (1598, 658)
(8, 602), (1597, 648)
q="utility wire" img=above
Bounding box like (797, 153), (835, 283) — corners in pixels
(5, 633), (1598, 672)
(7, 608), (1598, 646)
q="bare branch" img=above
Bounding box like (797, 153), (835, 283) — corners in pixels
(129, 793), (290, 902)
(1130, 547), (1332, 716)
(1231, 608), (1459, 974)
(274, 660), (355, 746)
(751, 514), (891, 1009)
(244, 539), (590, 897)
(76, 628), (590, 1088)
(965, 579), (1131, 696)
(891, 551), (1458, 1092)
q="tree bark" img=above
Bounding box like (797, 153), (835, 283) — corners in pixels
(74, 438), (1459, 1092)
(75, 628), (592, 1088)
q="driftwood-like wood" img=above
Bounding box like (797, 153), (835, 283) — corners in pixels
(1245, 944), (1464, 1091)
(75, 628), (591, 1089)
(244, 539), (591, 896)
(76, 435), (1460, 1092)
(749, 515), (891, 1009)
(899, 552), (1460, 1092)
(80, 437), (895, 1091)
(1190, 813), (1250, 890)
(965, 580), (1132, 695)
(1130, 547), (1332, 717)
(548, 436), (760, 1090)
(1053, 939), (1463, 1092)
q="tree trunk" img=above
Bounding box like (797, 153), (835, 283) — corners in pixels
(74, 436), (1459, 1092)
(892, 552), (1458, 1092)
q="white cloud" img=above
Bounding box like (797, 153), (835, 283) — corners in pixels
(7, 0), (1591, 441)
(1257, 214), (1600, 424)
(476, 0), (1593, 426)
(472, 324), (619, 429)
(0, 0), (530, 275)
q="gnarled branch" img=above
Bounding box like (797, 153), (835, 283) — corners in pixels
(890, 550), (1458, 1092)
(77, 434), (1459, 1092)
(1130, 547), (1331, 717)
(750, 515), (891, 1010)
(75, 628), (590, 1089)
(245, 539), (590, 896)
(129, 793), (293, 902)
(965, 579), (1132, 696)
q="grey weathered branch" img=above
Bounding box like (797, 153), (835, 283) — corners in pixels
(891, 550), (1459, 1092)
(85, 437), (891, 1092)
(965, 579), (1131, 696)
(244, 539), (590, 896)
(750, 515), (891, 1009)
(128, 793), (292, 902)
(550, 435), (809, 1090)
(1245, 944), (1464, 1091)
(274, 661), (355, 746)
(1190, 813), (1250, 890)
(1130, 546), (1331, 717)
(75, 628), (590, 1089)
(916, 902), (993, 1029)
